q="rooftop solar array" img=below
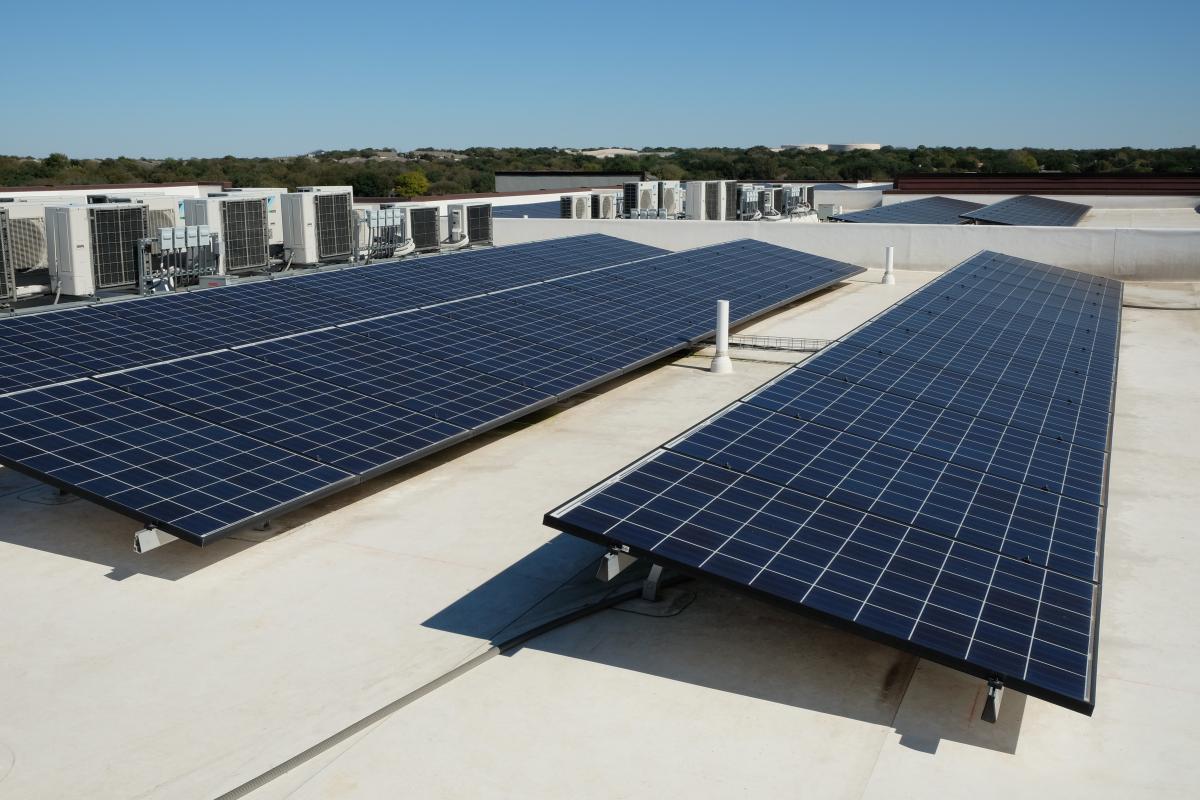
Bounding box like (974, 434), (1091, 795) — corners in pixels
(831, 196), (985, 225)
(0, 235), (864, 544)
(492, 201), (561, 219)
(960, 195), (1092, 227)
(546, 250), (1121, 714)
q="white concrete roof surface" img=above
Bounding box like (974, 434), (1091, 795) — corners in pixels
(0, 266), (1196, 799)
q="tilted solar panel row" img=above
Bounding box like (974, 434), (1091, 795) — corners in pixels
(0, 234), (666, 394)
(546, 249), (1121, 714)
(831, 196), (986, 225)
(0, 236), (866, 545)
(960, 195), (1092, 227)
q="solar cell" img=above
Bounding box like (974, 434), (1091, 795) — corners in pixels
(545, 249), (1119, 713)
(831, 196), (985, 225)
(960, 195), (1092, 227)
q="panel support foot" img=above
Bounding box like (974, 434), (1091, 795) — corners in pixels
(981, 678), (1004, 723)
(253, 519), (273, 532)
(642, 564), (664, 602)
(134, 526), (178, 554)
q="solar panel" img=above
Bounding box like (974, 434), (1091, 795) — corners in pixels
(96, 350), (467, 478)
(831, 196), (985, 225)
(960, 196), (1092, 227)
(0, 380), (353, 543)
(0, 340), (90, 395)
(546, 249), (1120, 714)
(0, 236), (865, 546)
(236, 328), (556, 430)
(491, 201), (561, 219)
(0, 234), (667, 390)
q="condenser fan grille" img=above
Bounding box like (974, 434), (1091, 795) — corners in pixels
(149, 208), (176, 232)
(9, 217), (47, 269)
(0, 210), (13, 300)
(314, 193), (353, 259)
(623, 183), (638, 212)
(467, 204), (492, 243)
(705, 182), (720, 220)
(88, 206), (147, 288)
(220, 198), (270, 272)
(410, 208), (439, 250)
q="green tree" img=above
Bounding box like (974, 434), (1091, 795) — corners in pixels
(394, 170), (430, 198)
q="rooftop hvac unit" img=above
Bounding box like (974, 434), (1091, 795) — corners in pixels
(724, 180), (738, 221)
(444, 203), (489, 249)
(658, 181), (683, 217)
(281, 188), (355, 264)
(213, 187), (285, 248)
(560, 195), (591, 219)
(622, 181), (658, 217)
(0, 209), (13, 302)
(407, 205), (440, 252)
(686, 181), (727, 220)
(46, 203), (149, 295)
(183, 196), (271, 273)
(816, 203), (843, 220)
(591, 191), (618, 219)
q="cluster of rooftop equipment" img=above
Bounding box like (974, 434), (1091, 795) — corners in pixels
(0, 187), (494, 306)
(559, 180), (819, 222)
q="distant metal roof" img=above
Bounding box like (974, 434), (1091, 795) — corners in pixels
(888, 174), (1200, 196)
(0, 180), (230, 193)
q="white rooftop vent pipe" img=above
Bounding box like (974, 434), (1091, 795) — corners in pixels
(710, 299), (733, 374)
(883, 246), (895, 285)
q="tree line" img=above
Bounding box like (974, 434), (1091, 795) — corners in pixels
(1, 146), (1195, 200)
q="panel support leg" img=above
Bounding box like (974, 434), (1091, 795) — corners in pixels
(134, 526), (178, 554)
(642, 564), (664, 602)
(253, 518), (273, 532)
(981, 678), (1004, 724)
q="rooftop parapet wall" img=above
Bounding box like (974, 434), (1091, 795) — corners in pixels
(494, 218), (1200, 282)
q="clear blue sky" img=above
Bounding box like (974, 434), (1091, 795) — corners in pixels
(6, 0), (1197, 157)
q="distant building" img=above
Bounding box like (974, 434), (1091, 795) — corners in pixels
(780, 144), (882, 153)
(495, 170), (649, 193)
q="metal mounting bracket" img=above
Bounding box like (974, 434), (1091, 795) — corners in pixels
(596, 549), (637, 582)
(981, 678), (1004, 723)
(134, 526), (178, 554)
